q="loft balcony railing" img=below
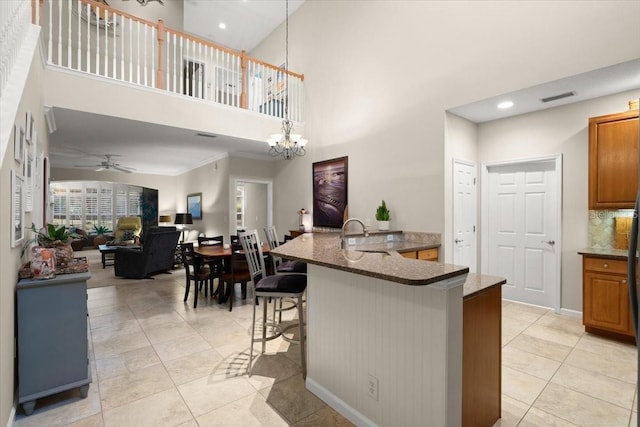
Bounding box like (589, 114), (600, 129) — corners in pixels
(36, 0), (304, 122)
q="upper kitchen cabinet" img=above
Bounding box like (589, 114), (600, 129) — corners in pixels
(589, 108), (639, 209)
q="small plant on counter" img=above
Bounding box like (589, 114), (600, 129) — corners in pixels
(375, 200), (391, 221)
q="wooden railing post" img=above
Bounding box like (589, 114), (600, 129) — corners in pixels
(156, 19), (165, 90)
(240, 50), (247, 109)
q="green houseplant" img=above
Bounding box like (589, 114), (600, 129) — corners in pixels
(30, 223), (81, 247)
(26, 223), (82, 268)
(375, 200), (391, 230)
(92, 225), (111, 247)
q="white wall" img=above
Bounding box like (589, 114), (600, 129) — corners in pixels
(444, 113), (478, 267)
(242, 182), (268, 234)
(1, 32), (48, 427)
(477, 90), (640, 312)
(250, 0), (640, 244)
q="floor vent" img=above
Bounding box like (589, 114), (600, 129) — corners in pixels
(541, 91), (576, 103)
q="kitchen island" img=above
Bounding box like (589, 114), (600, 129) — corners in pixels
(271, 232), (500, 426)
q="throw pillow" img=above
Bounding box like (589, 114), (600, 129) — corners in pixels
(121, 230), (136, 241)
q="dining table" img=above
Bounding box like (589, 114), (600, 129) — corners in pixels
(194, 243), (271, 302)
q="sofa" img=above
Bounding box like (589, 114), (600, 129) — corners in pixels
(114, 226), (180, 279)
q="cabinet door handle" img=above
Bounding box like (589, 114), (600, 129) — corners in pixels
(541, 240), (555, 245)
(454, 239), (463, 244)
(622, 279), (627, 284)
(603, 263), (609, 268)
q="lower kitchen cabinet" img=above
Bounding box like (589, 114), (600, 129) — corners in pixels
(17, 272), (91, 415)
(582, 256), (635, 341)
(462, 284), (502, 427)
(400, 247), (439, 261)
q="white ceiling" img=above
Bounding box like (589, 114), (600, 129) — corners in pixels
(449, 59), (640, 123)
(46, 2), (640, 176)
(183, 0), (305, 52)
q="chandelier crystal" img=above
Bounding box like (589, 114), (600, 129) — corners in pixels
(266, 0), (307, 160)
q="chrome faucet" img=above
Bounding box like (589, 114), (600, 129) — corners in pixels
(340, 218), (369, 249)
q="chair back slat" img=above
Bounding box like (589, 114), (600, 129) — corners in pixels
(238, 230), (266, 283)
(263, 226), (280, 250)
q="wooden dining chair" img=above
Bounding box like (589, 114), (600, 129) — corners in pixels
(197, 235), (224, 295)
(218, 243), (251, 311)
(181, 242), (214, 308)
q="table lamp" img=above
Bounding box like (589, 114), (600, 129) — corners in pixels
(174, 213), (193, 242)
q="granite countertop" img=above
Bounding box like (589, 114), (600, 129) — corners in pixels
(577, 247), (634, 260)
(463, 273), (506, 299)
(271, 233), (468, 286)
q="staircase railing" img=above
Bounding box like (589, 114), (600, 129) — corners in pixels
(0, 0), (34, 99)
(37, 0), (304, 122)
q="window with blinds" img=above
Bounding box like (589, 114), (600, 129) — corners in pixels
(49, 182), (144, 231)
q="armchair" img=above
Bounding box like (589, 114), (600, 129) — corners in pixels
(115, 216), (142, 243)
(114, 227), (180, 279)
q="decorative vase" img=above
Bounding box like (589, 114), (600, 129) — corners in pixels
(30, 247), (56, 279)
(377, 220), (390, 231)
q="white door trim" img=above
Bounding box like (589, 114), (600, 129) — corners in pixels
(481, 154), (563, 313)
(229, 177), (273, 236)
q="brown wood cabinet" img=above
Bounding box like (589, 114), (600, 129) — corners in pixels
(582, 255), (635, 341)
(400, 247), (439, 261)
(463, 285), (501, 427)
(588, 109), (639, 209)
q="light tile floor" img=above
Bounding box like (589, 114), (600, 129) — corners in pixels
(12, 253), (639, 427)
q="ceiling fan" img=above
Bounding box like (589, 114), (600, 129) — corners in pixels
(74, 154), (135, 173)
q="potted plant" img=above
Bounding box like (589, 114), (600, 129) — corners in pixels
(28, 223), (82, 268)
(92, 225), (111, 247)
(375, 200), (391, 230)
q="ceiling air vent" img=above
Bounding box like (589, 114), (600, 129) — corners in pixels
(541, 91), (576, 103)
(196, 132), (217, 138)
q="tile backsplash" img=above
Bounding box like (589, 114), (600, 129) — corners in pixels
(588, 210), (634, 249)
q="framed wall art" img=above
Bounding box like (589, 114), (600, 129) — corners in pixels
(11, 170), (24, 248)
(14, 124), (24, 164)
(312, 156), (348, 229)
(187, 192), (202, 220)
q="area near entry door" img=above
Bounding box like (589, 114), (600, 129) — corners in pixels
(485, 159), (559, 308)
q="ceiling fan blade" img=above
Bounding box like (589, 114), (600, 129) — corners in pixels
(95, 167), (106, 172)
(73, 164), (101, 168)
(113, 165), (134, 173)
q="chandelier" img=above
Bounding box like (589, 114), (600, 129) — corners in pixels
(266, 0), (307, 160)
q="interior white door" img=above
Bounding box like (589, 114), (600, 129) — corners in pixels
(453, 160), (477, 272)
(487, 161), (557, 308)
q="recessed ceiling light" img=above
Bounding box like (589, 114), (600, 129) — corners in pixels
(218, 22), (226, 30)
(497, 101), (514, 109)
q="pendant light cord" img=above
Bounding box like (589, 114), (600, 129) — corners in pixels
(284, 0), (289, 121)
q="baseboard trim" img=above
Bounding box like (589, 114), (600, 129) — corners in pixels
(306, 377), (377, 427)
(559, 308), (581, 318)
(6, 396), (16, 427)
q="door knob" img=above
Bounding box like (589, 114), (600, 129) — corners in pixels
(454, 239), (463, 244)
(541, 240), (555, 245)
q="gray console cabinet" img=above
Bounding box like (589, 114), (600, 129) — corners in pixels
(17, 272), (91, 415)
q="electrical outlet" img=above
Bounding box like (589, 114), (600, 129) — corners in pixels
(347, 237), (356, 246)
(367, 374), (379, 401)
(386, 234), (394, 242)
(365, 218), (371, 227)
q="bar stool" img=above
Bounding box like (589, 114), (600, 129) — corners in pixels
(263, 226), (307, 274)
(239, 230), (307, 378)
